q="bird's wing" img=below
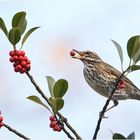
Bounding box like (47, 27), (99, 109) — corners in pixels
(102, 62), (140, 91)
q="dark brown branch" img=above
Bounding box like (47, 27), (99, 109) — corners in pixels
(26, 72), (82, 140)
(93, 69), (129, 139)
(4, 123), (30, 140)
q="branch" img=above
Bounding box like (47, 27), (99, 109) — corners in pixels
(93, 69), (129, 139)
(4, 123), (30, 140)
(26, 72), (82, 139)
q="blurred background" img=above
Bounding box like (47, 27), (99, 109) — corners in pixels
(0, 0), (140, 139)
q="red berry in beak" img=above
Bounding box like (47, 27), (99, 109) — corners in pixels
(70, 50), (75, 56)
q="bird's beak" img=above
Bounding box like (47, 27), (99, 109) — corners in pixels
(71, 49), (85, 59)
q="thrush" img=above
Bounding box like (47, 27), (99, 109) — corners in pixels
(71, 50), (140, 112)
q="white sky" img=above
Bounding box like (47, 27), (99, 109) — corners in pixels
(0, 0), (140, 139)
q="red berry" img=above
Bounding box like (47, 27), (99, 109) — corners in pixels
(20, 67), (27, 74)
(21, 61), (27, 67)
(0, 122), (4, 128)
(58, 120), (63, 125)
(25, 64), (31, 70)
(15, 51), (20, 56)
(70, 50), (75, 56)
(50, 121), (57, 127)
(26, 60), (31, 64)
(9, 57), (15, 63)
(0, 116), (3, 122)
(13, 55), (19, 61)
(23, 56), (28, 61)
(19, 56), (24, 61)
(19, 51), (25, 56)
(50, 116), (55, 122)
(53, 125), (61, 132)
(15, 65), (22, 72)
(13, 61), (20, 67)
(9, 51), (15, 57)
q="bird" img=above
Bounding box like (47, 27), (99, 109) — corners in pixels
(70, 49), (140, 113)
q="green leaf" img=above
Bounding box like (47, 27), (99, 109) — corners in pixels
(127, 35), (140, 63)
(113, 133), (126, 139)
(49, 97), (64, 113)
(127, 132), (135, 139)
(111, 40), (123, 67)
(12, 11), (27, 35)
(53, 79), (68, 98)
(0, 17), (8, 36)
(27, 95), (51, 112)
(8, 27), (21, 45)
(131, 65), (140, 72)
(46, 76), (55, 97)
(21, 27), (40, 46)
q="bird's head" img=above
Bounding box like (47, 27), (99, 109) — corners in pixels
(70, 49), (102, 65)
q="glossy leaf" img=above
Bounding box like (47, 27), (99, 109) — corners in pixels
(21, 27), (40, 46)
(27, 95), (51, 112)
(127, 35), (140, 63)
(12, 11), (27, 35)
(8, 28), (21, 45)
(46, 76), (55, 97)
(127, 132), (135, 139)
(131, 65), (140, 72)
(113, 133), (126, 139)
(49, 97), (64, 113)
(111, 40), (123, 65)
(53, 79), (68, 98)
(0, 17), (8, 36)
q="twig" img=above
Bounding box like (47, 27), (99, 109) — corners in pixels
(26, 72), (82, 140)
(4, 123), (30, 140)
(92, 69), (128, 139)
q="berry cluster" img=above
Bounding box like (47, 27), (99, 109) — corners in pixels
(118, 79), (125, 89)
(49, 116), (62, 132)
(0, 111), (4, 128)
(9, 50), (31, 74)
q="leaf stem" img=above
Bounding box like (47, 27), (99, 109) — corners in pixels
(4, 123), (30, 140)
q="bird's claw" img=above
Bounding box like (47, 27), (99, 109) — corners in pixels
(99, 111), (109, 119)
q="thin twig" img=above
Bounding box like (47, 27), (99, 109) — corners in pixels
(93, 69), (129, 139)
(4, 123), (30, 140)
(26, 72), (82, 140)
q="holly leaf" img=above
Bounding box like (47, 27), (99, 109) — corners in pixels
(8, 27), (21, 45)
(49, 97), (64, 113)
(131, 65), (140, 72)
(111, 40), (123, 68)
(53, 79), (68, 98)
(12, 11), (27, 35)
(46, 76), (55, 97)
(27, 95), (51, 112)
(0, 17), (8, 36)
(113, 133), (126, 139)
(127, 132), (135, 139)
(127, 35), (140, 64)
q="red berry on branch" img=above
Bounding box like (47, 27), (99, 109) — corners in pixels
(9, 51), (15, 57)
(9, 57), (15, 63)
(20, 67), (27, 74)
(50, 121), (57, 127)
(21, 61), (27, 67)
(0, 122), (4, 128)
(15, 65), (22, 72)
(50, 116), (55, 122)
(26, 60), (31, 64)
(70, 50), (75, 56)
(19, 51), (25, 56)
(13, 55), (19, 61)
(0, 116), (3, 122)
(23, 56), (28, 61)
(53, 125), (61, 132)
(19, 56), (24, 61)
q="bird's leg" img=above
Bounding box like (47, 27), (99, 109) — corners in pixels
(105, 100), (118, 113)
(99, 100), (118, 118)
